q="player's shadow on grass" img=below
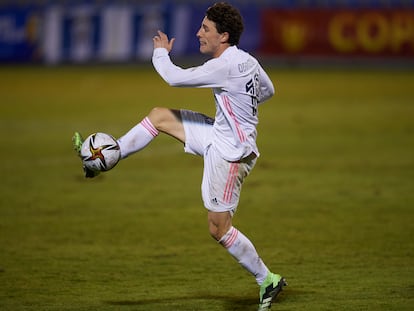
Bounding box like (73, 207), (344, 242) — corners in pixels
(105, 293), (259, 310)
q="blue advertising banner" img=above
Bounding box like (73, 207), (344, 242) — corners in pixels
(0, 2), (260, 63)
(0, 7), (42, 62)
(42, 3), (171, 64)
(1, 1), (413, 63)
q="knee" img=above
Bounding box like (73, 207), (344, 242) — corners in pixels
(147, 107), (169, 129)
(208, 211), (232, 242)
(208, 222), (230, 242)
(147, 107), (181, 133)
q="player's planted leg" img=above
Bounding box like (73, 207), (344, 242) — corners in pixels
(211, 212), (286, 311)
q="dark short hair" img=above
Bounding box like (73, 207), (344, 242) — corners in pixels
(205, 2), (244, 46)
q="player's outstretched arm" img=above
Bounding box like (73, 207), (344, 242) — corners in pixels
(151, 30), (226, 88)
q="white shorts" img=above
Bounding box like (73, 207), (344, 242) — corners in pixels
(181, 110), (256, 215)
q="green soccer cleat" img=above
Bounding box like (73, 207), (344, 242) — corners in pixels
(72, 132), (100, 178)
(258, 272), (287, 311)
(72, 131), (84, 156)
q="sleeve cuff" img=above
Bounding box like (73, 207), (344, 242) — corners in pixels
(153, 47), (169, 57)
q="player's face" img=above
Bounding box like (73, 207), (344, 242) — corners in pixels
(196, 17), (229, 58)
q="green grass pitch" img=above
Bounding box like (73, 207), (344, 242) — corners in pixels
(0, 65), (413, 310)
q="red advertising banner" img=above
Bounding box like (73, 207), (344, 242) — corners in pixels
(261, 9), (414, 57)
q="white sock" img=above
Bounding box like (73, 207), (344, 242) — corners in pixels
(220, 226), (269, 285)
(117, 117), (159, 159)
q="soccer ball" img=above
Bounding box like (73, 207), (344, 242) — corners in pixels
(80, 132), (121, 172)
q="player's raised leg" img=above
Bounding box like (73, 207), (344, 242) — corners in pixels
(117, 107), (185, 158)
(72, 107), (185, 177)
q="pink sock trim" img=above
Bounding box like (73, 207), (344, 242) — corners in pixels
(141, 117), (159, 137)
(220, 227), (239, 249)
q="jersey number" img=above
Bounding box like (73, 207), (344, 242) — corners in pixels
(246, 73), (259, 116)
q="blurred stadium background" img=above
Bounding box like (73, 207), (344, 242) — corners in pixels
(1, 0), (414, 66)
(1, 1), (414, 310)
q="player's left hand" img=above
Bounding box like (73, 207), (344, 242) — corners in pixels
(153, 30), (175, 53)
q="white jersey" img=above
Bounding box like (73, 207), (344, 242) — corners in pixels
(152, 45), (275, 161)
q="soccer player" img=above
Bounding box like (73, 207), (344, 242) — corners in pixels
(73, 2), (286, 310)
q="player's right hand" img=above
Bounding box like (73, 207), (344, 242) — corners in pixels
(153, 30), (175, 53)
